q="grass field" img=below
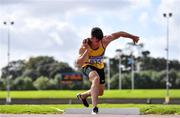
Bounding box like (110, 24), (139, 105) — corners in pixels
(0, 89), (180, 99)
(0, 90), (180, 114)
(0, 104), (180, 114)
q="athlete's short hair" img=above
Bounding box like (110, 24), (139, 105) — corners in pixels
(91, 27), (104, 40)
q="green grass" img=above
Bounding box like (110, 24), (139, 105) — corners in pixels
(0, 104), (180, 114)
(0, 89), (180, 99)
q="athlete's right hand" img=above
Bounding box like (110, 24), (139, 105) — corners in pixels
(82, 38), (90, 50)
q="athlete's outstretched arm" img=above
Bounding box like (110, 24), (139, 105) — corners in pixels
(103, 31), (139, 47)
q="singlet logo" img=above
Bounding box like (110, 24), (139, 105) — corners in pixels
(89, 56), (103, 64)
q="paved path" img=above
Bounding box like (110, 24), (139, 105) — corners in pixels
(0, 114), (180, 118)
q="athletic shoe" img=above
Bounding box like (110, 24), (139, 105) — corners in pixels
(91, 106), (98, 115)
(77, 93), (89, 107)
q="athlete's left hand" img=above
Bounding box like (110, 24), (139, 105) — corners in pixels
(132, 36), (139, 44)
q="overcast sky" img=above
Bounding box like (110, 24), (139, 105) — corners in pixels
(0, 0), (180, 73)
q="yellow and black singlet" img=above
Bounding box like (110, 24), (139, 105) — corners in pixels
(82, 41), (105, 69)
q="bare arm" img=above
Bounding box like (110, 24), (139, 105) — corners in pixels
(76, 40), (90, 67)
(103, 31), (139, 47)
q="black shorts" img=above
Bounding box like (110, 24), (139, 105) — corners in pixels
(81, 65), (105, 84)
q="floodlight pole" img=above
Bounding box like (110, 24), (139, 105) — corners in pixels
(3, 21), (14, 104)
(116, 49), (122, 89)
(131, 53), (134, 90)
(107, 58), (111, 90)
(163, 12), (172, 104)
(127, 42), (135, 90)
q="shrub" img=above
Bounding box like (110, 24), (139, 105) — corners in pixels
(33, 76), (49, 90)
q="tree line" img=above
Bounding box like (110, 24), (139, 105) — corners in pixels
(0, 53), (180, 90)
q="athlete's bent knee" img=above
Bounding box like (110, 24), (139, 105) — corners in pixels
(98, 90), (104, 96)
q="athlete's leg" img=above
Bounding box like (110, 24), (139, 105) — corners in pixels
(89, 70), (100, 108)
(98, 84), (105, 96)
(81, 84), (104, 99)
(80, 66), (93, 99)
(80, 90), (91, 99)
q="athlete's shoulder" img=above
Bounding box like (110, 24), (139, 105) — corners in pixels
(102, 35), (114, 47)
(103, 35), (114, 40)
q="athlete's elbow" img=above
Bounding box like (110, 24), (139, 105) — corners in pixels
(76, 59), (83, 67)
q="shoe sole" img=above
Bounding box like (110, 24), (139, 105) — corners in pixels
(76, 94), (89, 107)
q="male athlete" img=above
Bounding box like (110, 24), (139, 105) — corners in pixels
(76, 27), (139, 114)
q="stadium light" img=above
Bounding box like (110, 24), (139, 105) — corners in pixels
(127, 43), (135, 90)
(163, 13), (172, 104)
(3, 21), (14, 104)
(103, 56), (111, 90)
(107, 57), (111, 90)
(116, 49), (122, 90)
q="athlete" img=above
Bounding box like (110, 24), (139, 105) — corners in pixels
(76, 27), (139, 114)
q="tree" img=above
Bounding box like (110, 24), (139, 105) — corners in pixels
(0, 78), (6, 90)
(22, 69), (38, 80)
(26, 56), (57, 78)
(14, 76), (34, 90)
(49, 62), (74, 78)
(1, 60), (25, 80)
(25, 56), (74, 79)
